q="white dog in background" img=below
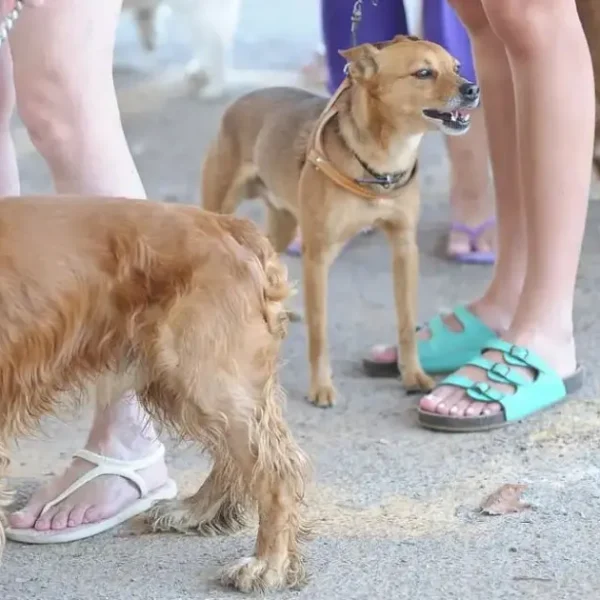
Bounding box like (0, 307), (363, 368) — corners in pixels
(122, 0), (241, 98)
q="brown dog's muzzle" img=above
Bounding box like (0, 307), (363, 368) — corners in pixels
(459, 81), (480, 108)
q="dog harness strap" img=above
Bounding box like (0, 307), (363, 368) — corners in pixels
(306, 77), (417, 201)
(307, 150), (381, 199)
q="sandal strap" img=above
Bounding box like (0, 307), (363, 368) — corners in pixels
(440, 340), (561, 405)
(441, 373), (506, 402)
(441, 354), (530, 403)
(39, 443), (166, 517)
(450, 218), (496, 241)
(434, 341), (574, 423)
(481, 338), (553, 373)
(465, 356), (530, 386)
(427, 305), (493, 341)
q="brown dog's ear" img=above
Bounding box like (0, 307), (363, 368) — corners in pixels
(338, 43), (380, 80)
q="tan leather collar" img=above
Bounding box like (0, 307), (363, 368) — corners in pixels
(306, 79), (417, 202)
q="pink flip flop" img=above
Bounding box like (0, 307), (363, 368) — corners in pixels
(448, 218), (496, 265)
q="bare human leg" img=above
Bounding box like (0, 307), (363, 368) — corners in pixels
(421, 0), (496, 263)
(0, 44), (18, 196)
(366, 2), (524, 373)
(7, 0), (169, 533)
(419, 0), (593, 425)
(445, 110), (496, 261)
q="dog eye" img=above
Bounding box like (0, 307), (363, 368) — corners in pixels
(413, 68), (435, 79)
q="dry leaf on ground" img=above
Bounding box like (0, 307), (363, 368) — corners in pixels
(480, 483), (531, 516)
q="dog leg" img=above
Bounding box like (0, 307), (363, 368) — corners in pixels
(144, 377), (309, 591)
(219, 380), (310, 593)
(146, 455), (251, 536)
(383, 224), (435, 392)
(171, 0), (240, 99)
(133, 7), (158, 52)
(266, 206), (298, 254)
(266, 206), (303, 322)
(201, 140), (252, 215)
(302, 242), (343, 407)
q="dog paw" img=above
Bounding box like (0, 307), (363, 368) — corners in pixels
(220, 557), (287, 593)
(145, 498), (250, 536)
(145, 499), (192, 533)
(184, 64), (226, 99)
(401, 369), (435, 393)
(285, 309), (303, 322)
(309, 383), (336, 408)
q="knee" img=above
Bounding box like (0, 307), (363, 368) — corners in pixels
(14, 62), (119, 169)
(447, 0), (492, 37)
(482, 0), (565, 56)
(15, 74), (81, 165)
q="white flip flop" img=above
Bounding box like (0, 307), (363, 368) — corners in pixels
(6, 443), (177, 544)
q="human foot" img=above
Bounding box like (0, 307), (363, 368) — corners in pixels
(8, 393), (172, 535)
(8, 440), (170, 533)
(363, 302), (508, 377)
(418, 332), (583, 432)
(447, 219), (496, 264)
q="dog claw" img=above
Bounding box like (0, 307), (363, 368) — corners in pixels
(309, 383), (336, 408)
(401, 370), (435, 393)
(220, 557), (282, 593)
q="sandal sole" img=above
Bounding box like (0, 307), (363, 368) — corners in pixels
(417, 366), (585, 433)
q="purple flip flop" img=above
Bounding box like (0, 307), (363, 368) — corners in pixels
(286, 236), (303, 257)
(448, 218), (496, 265)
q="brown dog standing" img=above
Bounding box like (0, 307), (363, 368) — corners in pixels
(201, 35), (480, 407)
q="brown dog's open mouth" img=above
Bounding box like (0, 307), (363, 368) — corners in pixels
(422, 108), (471, 133)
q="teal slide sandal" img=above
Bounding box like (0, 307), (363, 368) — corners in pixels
(418, 338), (585, 432)
(363, 305), (497, 377)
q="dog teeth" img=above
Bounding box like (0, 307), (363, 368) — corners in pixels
(451, 110), (471, 123)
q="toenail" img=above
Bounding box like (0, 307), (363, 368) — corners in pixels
(449, 406), (458, 415)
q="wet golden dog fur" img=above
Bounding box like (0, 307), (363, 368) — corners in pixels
(0, 195), (310, 593)
(201, 35), (478, 407)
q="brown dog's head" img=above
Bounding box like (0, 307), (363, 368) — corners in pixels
(339, 35), (480, 136)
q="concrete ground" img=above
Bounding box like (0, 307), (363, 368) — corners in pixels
(3, 2), (600, 599)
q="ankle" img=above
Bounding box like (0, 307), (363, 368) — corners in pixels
(84, 430), (161, 461)
(508, 313), (574, 348)
(86, 392), (160, 460)
(449, 190), (493, 227)
(468, 297), (514, 333)
(502, 327), (576, 376)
